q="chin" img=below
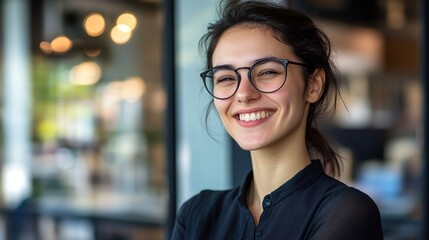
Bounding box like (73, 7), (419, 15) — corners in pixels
(235, 140), (264, 151)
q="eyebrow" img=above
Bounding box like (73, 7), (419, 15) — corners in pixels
(212, 56), (280, 69)
(213, 64), (234, 69)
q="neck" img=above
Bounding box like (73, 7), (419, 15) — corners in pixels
(250, 143), (311, 202)
(246, 141), (311, 226)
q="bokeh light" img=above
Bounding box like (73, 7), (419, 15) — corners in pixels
(51, 35), (73, 53)
(39, 41), (52, 54)
(84, 13), (106, 37)
(110, 25), (132, 45)
(69, 62), (102, 86)
(116, 13), (137, 32)
(121, 77), (147, 102)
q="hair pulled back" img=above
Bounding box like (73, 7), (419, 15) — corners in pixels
(199, 0), (343, 176)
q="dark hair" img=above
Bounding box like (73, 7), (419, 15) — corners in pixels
(199, 0), (343, 176)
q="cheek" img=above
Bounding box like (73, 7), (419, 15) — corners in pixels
(287, 69), (307, 91)
(214, 100), (233, 128)
(277, 84), (307, 111)
(278, 84), (300, 101)
(214, 100), (227, 118)
(285, 77), (307, 101)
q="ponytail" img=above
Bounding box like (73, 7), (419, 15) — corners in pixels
(306, 126), (342, 177)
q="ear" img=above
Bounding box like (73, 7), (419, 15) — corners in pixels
(306, 68), (325, 103)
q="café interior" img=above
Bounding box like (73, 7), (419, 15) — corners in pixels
(0, 0), (427, 239)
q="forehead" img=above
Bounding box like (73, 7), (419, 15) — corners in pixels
(212, 25), (295, 66)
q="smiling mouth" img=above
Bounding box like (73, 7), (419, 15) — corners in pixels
(238, 110), (274, 122)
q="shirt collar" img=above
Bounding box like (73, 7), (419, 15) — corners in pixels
(236, 160), (325, 208)
(237, 169), (253, 208)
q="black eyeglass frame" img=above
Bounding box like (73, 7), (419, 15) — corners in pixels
(200, 57), (311, 100)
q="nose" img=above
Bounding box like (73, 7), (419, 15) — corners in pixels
(235, 69), (261, 103)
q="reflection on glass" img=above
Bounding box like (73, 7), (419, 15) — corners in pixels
(84, 48), (101, 58)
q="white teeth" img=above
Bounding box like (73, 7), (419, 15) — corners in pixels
(239, 111), (273, 122)
(250, 112), (256, 121)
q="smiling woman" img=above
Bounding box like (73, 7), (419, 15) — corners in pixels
(172, 1), (384, 240)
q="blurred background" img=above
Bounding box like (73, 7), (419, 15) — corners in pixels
(0, 0), (426, 239)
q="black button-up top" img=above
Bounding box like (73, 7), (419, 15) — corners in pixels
(172, 160), (383, 240)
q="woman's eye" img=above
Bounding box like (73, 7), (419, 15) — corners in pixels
(261, 70), (276, 75)
(216, 76), (236, 84)
(257, 70), (279, 77)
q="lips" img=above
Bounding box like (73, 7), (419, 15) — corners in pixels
(238, 110), (274, 122)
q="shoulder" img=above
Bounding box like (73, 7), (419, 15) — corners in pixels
(324, 186), (380, 215)
(176, 187), (239, 221)
(309, 186), (384, 240)
(182, 187), (239, 207)
(312, 173), (376, 209)
(315, 174), (381, 224)
(303, 171), (379, 211)
(172, 188), (240, 239)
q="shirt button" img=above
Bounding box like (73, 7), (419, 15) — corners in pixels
(256, 231), (262, 237)
(264, 198), (271, 207)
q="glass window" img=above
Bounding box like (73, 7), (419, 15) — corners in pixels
(1, 0), (167, 239)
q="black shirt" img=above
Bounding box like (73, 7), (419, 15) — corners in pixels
(172, 160), (384, 240)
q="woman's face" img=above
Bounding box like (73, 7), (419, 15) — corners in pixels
(212, 25), (316, 152)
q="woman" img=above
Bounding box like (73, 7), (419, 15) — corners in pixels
(172, 1), (383, 239)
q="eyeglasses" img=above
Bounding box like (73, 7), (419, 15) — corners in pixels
(200, 57), (310, 100)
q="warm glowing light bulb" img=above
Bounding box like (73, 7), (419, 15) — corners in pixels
(39, 41), (52, 54)
(51, 35), (73, 53)
(117, 13), (137, 31)
(117, 24), (131, 33)
(84, 13), (106, 37)
(110, 25), (132, 44)
(69, 62), (102, 86)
